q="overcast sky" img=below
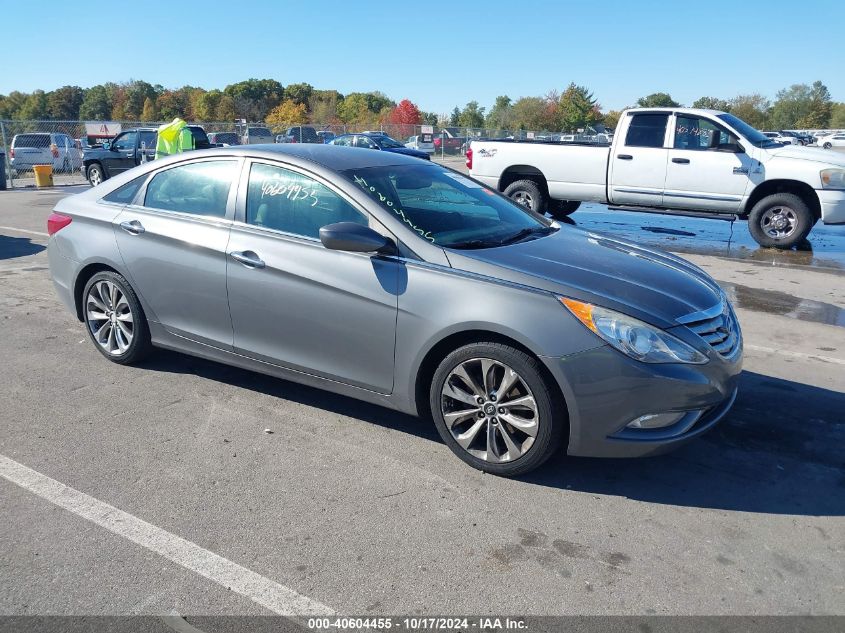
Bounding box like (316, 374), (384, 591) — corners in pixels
(2, 0), (842, 113)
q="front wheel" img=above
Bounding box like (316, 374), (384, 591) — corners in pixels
(548, 200), (581, 219)
(83, 271), (152, 364)
(503, 179), (547, 213)
(823, 142), (832, 149)
(430, 342), (565, 476)
(747, 193), (814, 249)
(87, 163), (105, 187)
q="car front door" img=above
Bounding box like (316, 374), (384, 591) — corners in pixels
(103, 131), (139, 176)
(608, 112), (670, 207)
(113, 158), (239, 349)
(663, 114), (754, 212)
(226, 160), (400, 393)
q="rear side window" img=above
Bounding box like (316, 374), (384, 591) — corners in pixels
(144, 160), (236, 218)
(102, 175), (147, 204)
(625, 114), (669, 148)
(246, 162), (368, 239)
(14, 134), (51, 148)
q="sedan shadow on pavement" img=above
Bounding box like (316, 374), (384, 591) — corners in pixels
(142, 351), (843, 517)
(0, 235), (45, 260)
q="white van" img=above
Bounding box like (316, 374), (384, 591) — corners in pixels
(405, 133), (435, 154)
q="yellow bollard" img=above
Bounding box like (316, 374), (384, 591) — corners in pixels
(33, 164), (54, 188)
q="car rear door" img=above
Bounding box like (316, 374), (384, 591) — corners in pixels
(226, 159), (399, 393)
(113, 158), (240, 349)
(663, 114), (753, 212)
(608, 112), (670, 207)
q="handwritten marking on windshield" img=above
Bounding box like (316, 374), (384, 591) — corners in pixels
(353, 175), (435, 242)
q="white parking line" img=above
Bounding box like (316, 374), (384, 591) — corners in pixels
(745, 344), (845, 366)
(0, 226), (49, 237)
(0, 454), (335, 616)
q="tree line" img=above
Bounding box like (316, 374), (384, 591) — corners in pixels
(1, 78), (842, 132)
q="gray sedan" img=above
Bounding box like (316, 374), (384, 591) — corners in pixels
(46, 145), (742, 476)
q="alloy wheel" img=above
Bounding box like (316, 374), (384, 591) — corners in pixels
(89, 168), (102, 186)
(512, 191), (534, 209)
(85, 280), (134, 355)
(760, 206), (798, 239)
(440, 358), (539, 463)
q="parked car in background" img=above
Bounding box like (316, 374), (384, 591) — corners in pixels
(82, 125), (211, 186)
(207, 132), (240, 146)
(820, 133), (845, 149)
(275, 126), (321, 144)
(778, 131), (806, 146)
(9, 132), (83, 173)
(46, 144), (742, 476)
(316, 130), (336, 144)
(763, 131), (798, 145)
(405, 134), (435, 154)
(469, 107), (845, 249)
(433, 129), (466, 154)
(241, 126), (274, 145)
(330, 133), (430, 159)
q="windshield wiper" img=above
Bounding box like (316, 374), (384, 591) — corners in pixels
(445, 238), (501, 249)
(497, 226), (555, 246)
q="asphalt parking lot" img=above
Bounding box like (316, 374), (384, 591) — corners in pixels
(0, 183), (843, 620)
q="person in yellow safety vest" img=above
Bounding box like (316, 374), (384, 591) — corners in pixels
(155, 118), (195, 160)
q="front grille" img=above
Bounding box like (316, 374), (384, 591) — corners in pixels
(678, 301), (741, 358)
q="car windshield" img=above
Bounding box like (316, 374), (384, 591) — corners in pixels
(371, 135), (404, 149)
(344, 164), (554, 249)
(717, 113), (780, 148)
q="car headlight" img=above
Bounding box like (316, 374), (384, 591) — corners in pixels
(560, 297), (708, 364)
(820, 169), (845, 190)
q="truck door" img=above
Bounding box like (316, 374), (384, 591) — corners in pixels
(608, 112), (669, 207)
(663, 114), (753, 213)
(103, 131), (139, 176)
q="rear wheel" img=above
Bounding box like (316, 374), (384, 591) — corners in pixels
(82, 271), (152, 365)
(548, 200), (581, 219)
(87, 163), (105, 187)
(823, 142), (832, 149)
(430, 342), (565, 476)
(747, 193), (814, 249)
(503, 179), (547, 213)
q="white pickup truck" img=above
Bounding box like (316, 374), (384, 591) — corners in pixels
(468, 108), (845, 248)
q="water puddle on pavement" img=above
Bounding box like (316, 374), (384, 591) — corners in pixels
(718, 281), (845, 328)
(569, 205), (845, 272)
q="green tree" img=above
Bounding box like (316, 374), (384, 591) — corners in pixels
(308, 90), (342, 123)
(266, 100), (308, 129)
(485, 95), (513, 129)
(691, 96), (731, 111)
(194, 89), (223, 121)
(47, 86), (84, 119)
(18, 90), (49, 119)
(215, 95), (236, 121)
(79, 85), (112, 120)
(729, 94), (770, 129)
(830, 103), (845, 129)
(458, 101), (485, 128)
(448, 106), (460, 126)
(284, 83), (314, 107)
(796, 81), (832, 128)
(636, 92), (680, 108)
(124, 80), (158, 119)
(420, 111), (438, 125)
(336, 93), (371, 123)
(510, 97), (548, 130)
(602, 110), (622, 131)
(557, 83), (601, 132)
(224, 79), (284, 120)
(0, 91), (27, 119)
(156, 90), (188, 120)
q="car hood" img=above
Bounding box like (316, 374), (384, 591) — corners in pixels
(766, 145), (845, 167)
(444, 227), (723, 328)
(384, 147), (429, 158)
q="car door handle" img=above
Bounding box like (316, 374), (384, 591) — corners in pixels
(230, 250), (265, 269)
(672, 157), (690, 164)
(617, 154), (633, 160)
(119, 220), (145, 235)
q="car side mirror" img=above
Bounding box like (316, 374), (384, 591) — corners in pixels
(319, 222), (394, 254)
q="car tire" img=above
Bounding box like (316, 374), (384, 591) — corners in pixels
(548, 200), (581, 219)
(87, 163), (105, 187)
(823, 142), (832, 149)
(430, 342), (565, 477)
(504, 179), (547, 213)
(82, 271), (152, 365)
(747, 193), (814, 249)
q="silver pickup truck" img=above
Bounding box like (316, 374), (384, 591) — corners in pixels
(468, 107), (845, 248)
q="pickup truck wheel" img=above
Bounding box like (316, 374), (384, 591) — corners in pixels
(548, 200), (581, 219)
(87, 163), (105, 187)
(504, 180), (547, 213)
(748, 193), (814, 249)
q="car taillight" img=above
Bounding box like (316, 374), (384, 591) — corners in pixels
(47, 212), (72, 235)
(9, 148), (14, 158)
(465, 147), (473, 170)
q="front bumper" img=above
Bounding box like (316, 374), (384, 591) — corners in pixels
(542, 344), (742, 458)
(818, 189), (845, 225)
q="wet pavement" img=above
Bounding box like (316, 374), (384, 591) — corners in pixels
(567, 203), (845, 272)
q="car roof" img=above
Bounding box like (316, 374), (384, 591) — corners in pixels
(166, 143), (433, 170)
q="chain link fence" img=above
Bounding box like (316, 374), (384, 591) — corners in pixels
(0, 119), (611, 189)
